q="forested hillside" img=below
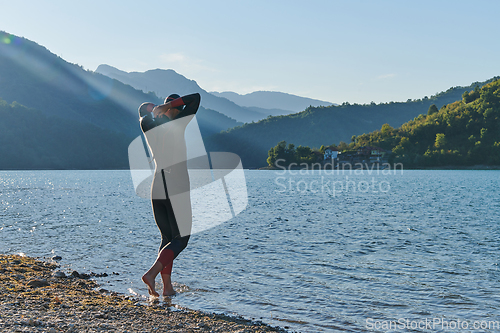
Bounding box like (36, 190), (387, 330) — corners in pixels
(0, 99), (131, 169)
(206, 77), (499, 168)
(349, 79), (500, 167)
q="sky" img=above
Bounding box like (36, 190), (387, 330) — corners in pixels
(1, 0), (500, 104)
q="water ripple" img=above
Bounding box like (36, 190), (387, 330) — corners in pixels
(1, 170), (499, 332)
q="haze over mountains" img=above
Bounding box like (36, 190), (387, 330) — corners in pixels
(95, 64), (333, 123)
(1, 30), (498, 169)
(210, 91), (334, 112)
(0, 31), (239, 168)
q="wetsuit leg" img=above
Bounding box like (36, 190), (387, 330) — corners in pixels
(152, 199), (174, 274)
(152, 199), (190, 273)
(152, 199), (173, 251)
(157, 235), (190, 271)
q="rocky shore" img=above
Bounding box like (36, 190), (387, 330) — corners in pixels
(0, 254), (288, 333)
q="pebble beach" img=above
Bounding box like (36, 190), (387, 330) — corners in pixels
(0, 254), (288, 333)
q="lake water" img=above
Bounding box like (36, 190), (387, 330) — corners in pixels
(1, 169), (499, 332)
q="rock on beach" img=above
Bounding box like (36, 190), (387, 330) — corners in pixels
(0, 254), (288, 333)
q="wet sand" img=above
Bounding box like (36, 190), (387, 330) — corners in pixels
(0, 254), (288, 333)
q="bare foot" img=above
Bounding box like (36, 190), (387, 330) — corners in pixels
(163, 286), (176, 296)
(142, 273), (159, 297)
(161, 274), (176, 296)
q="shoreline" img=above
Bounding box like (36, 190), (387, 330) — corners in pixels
(259, 164), (500, 170)
(2, 165), (499, 172)
(0, 254), (289, 333)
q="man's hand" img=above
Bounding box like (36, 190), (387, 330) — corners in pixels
(153, 102), (173, 118)
(153, 105), (166, 118)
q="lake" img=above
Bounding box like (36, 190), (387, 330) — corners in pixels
(1, 169), (499, 332)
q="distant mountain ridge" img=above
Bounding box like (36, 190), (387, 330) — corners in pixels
(96, 64), (264, 123)
(96, 65), (334, 122)
(96, 65), (200, 96)
(210, 91), (334, 112)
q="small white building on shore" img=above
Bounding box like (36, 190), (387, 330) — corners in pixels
(324, 146), (339, 160)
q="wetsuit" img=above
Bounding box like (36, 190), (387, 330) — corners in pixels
(139, 93), (201, 275)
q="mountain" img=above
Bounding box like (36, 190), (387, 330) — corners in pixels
(2, 31), (498, 170)
(0, 34), (147, 137)
(95, 65), (263, 123)
(0, 99), (130, 169)
(195, 107), (242, 137)
(0, 31), (241, 169)
(205, 77), (500, 168)
(210, 91), (334, 113)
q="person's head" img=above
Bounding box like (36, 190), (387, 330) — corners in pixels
(165, 94), (180, 104)
(138, 102), (155, 117)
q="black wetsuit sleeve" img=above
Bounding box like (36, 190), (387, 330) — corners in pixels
(173, 93), (201, 119)
(140, 93), (201, 130)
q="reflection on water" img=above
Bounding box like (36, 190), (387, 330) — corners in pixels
(1, 170), (499, 332)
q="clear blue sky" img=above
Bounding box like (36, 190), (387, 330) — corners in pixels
(1, 0), (499, 104)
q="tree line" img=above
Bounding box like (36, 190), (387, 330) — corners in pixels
(267, 78), (500, 168)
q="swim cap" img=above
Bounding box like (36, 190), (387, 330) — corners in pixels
(165, 94), (180, 103)
(165, 94), (184, 111)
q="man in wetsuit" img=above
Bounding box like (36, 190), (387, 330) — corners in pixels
(138, 92), (201, 297)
